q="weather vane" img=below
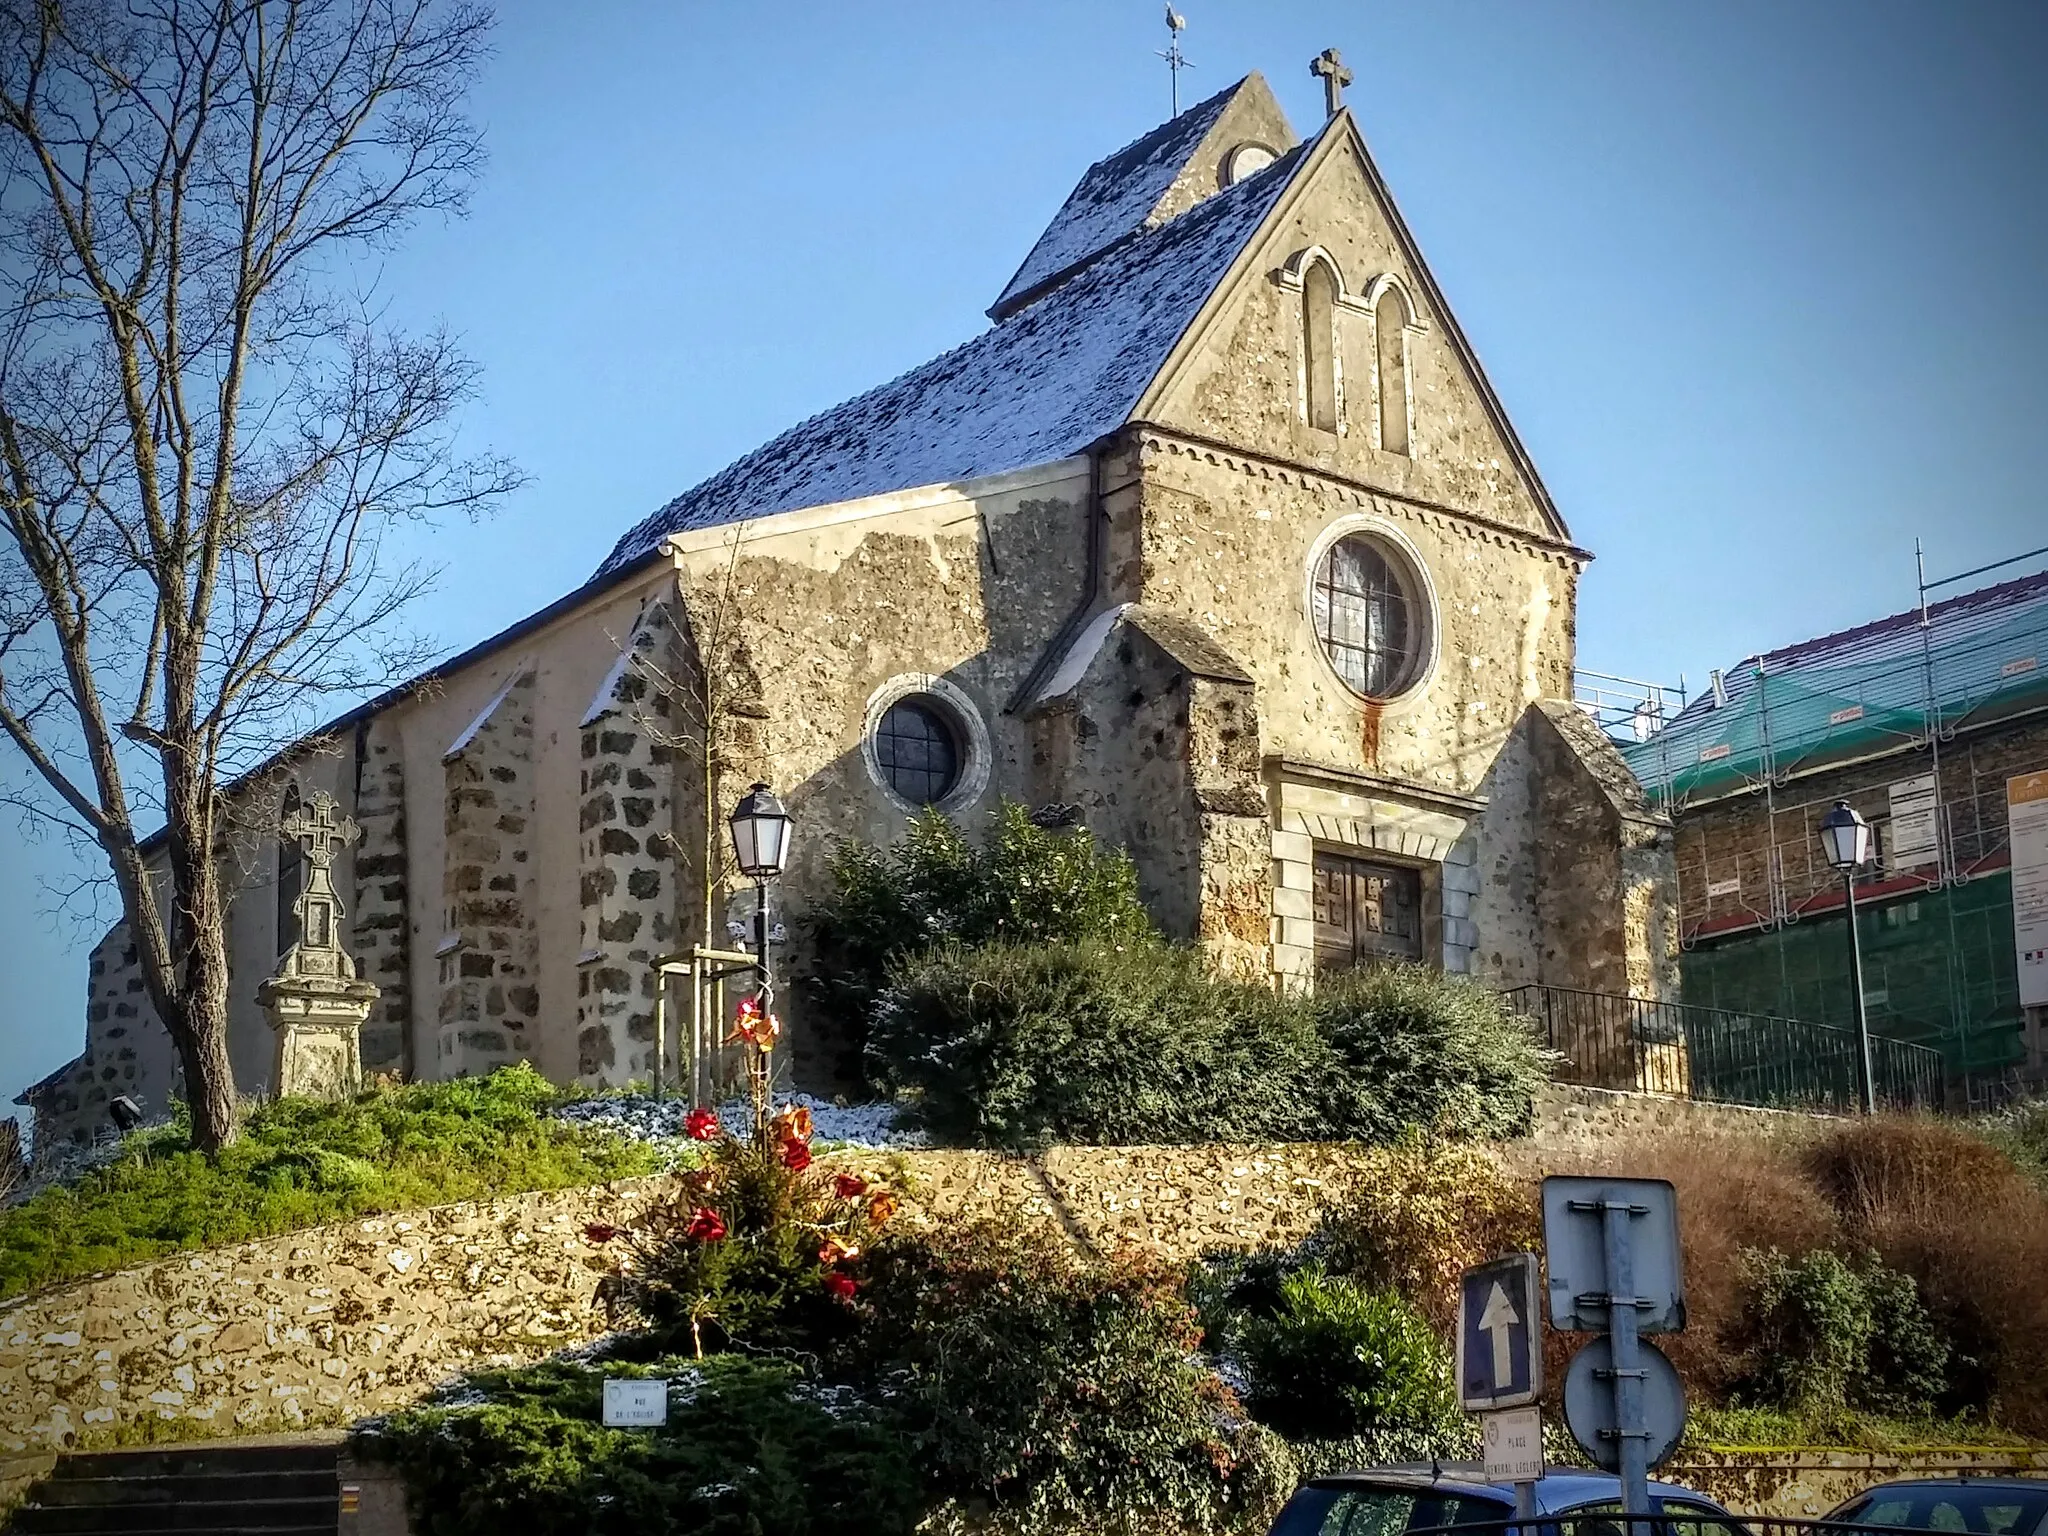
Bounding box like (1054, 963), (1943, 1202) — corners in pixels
(1158, 4), (1194, 117)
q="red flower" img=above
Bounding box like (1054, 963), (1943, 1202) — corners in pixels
(684, 1107), (720, 1141)
(582, 1222), (619, 1245)
(685, 1207), (727, 1243)
(823, 1271), (858, 1300)
(832, 1173), (869, 1200)
(780, 1138), (813, 1172)
(818, 1235), (861, 1265)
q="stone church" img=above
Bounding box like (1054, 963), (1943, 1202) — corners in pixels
(21, 65), (1677, 1149)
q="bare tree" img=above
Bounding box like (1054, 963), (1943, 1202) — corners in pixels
(0, 0), (521, 1150)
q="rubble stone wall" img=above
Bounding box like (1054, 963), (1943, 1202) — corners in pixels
(351, 722), (411, 1077)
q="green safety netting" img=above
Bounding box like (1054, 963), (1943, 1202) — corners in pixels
(1624, 578), (2048, 806)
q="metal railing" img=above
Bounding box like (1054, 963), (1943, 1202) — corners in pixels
(1501, 984), (1946, 1114)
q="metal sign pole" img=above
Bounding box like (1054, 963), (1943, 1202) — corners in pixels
(1599, 1197), (1651, 1518)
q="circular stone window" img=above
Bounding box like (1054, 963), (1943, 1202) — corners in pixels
(861, 675), (992, 812)
(874, 697), (960, 806)
(1310, 531), (1431, 700)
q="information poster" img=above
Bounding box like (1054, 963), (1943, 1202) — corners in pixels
(2012, 771), (2048, 1010)
(1887, 774), (1940, 870)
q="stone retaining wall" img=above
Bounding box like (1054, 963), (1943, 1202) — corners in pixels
(1668, 1447), (2048, 1517)
(0, 1090), (1912, 1457)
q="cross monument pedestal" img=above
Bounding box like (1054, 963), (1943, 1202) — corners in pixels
(256, 791), (379, 1099)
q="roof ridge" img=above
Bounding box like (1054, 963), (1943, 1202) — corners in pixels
(1752, 565), (2048, 672)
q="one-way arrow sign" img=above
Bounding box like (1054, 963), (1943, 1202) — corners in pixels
(1458, 1254), (1541, 1411)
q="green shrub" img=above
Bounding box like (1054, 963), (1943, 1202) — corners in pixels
(357, 1354), (922, 1536)
(1307, 968), (1547, 1143)
(1728, 1247), (1949, 1415)
(868, 941), (1544, 1151)
(802, 802), (1156, 1080)
(0, 1065), (654, 1298)
(839, 1218), (1291, 1533)
(1227, 1264), (1460, 1441)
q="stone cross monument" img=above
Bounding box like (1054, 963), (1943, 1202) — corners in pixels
(256, 790), (379, 1099)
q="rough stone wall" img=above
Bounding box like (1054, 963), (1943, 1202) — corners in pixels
(350, 723), (410, 1077)
(0, 1091), (1868, 1454)
(435, 670), (540, 1076)
(575, 602), (682, 1087)
(1667, 1449), (2048, 1518)
(17, 925), (174, 1159)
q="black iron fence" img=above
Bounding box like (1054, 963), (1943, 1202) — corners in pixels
(1500, 984), (1946, 1114)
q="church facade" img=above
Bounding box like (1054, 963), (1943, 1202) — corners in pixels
(21, 68), (1678, 1147)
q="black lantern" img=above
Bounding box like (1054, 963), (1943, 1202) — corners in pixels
(728, 782), (792, 879)
(1816, 799), (1878, 1115)
(1818, 800), (1873, 872)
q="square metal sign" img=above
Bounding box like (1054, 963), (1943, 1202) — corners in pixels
(1540, 1176), (1685, 1334)
(602, 1378), (668, 1427)
(1456, 1253), (1542, 1410)
(1481, 1404), (1546, 1483)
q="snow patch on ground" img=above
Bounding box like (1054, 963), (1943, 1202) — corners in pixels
(555, 1092), (928, 1151)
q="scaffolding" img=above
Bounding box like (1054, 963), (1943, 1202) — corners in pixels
(1620, 544), (2048, 1093)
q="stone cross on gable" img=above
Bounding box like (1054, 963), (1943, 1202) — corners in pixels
(277, 790), (359, 960)
(1311, 48), (1353, 118)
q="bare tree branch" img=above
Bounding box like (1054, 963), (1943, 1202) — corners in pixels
(0, 0), (520, 1151)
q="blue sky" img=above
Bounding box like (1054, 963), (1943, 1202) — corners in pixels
(3, 0), (2043, 1110)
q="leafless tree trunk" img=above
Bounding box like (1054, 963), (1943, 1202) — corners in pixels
(0, 0), (520, 1150)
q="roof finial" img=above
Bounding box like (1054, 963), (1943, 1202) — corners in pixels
(1158, 5), (1193, 117)
(1310, 47), (1353, 118)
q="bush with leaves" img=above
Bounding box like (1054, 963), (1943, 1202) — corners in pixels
(802, 802), (1157, 1079)
(357, 1354), (922, 1536)
(601, 1100), (898, 1358)
(1226, 1264), (1461, 1442)
(869, 941), (1544, 1151)
(837, 1217), (1292, 1534)
(1727, 1247), (1949, 1416)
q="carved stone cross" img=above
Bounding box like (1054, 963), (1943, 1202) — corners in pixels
(281, 791), (361, 873)
(1311, 48), (1353, 118)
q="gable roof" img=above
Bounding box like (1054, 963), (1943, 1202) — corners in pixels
(1620, 567), (2048, 804)
(594, 135), (1313, 581)
(987, 79), (1244, 321)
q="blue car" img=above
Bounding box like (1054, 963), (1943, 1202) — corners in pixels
(1267, 1464), (1747, 1536)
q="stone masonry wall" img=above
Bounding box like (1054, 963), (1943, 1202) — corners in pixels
(0, 1088), (1833, 1454)
(576, 602), (682, 1087)
(19, 925), (176, 1161)
(350, 724), (410, 1077)
(436, 670), (540, 1076)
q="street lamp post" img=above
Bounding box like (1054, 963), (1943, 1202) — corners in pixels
(1818, 799), (1877, 1115)
(728, 782), (793, 1131)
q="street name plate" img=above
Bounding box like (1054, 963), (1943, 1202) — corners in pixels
(602, 1378), (668, 1427)
(1481, 1405), (1545, 1483)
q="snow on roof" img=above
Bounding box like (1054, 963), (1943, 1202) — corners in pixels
(988, 80), (1243, 320)
(443, 661), (533, 760)
(595, 137), (1309, 582)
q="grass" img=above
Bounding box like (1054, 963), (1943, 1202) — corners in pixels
(0, 1064), (657, 1299)
(1685, 1405), (2035, 1452)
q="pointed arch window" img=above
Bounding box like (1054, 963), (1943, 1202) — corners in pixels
(277, 782), (304, 954)
(1302, 260), (1340, 433)
(1375, 285), (1411, 455)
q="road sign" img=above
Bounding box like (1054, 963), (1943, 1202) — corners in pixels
(1562, 1338), (1686, 1471)
(1540, 1177), (1685, 1333)
(602, 1378), (668, 1427)
(1481, 1405), (1545, 1483)
(1457, 1253), (1542, 1410)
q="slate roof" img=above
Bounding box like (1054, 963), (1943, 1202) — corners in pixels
(594, 134), (1311, 581)
(987, 80), (1242, 320)
(1621, 567), (2048, 803)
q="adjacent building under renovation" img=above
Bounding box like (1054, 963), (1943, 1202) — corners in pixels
(1620, 565), (2048, 1103)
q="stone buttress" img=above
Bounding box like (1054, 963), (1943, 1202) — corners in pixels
(348, 721), (410, 1075)
(575, 602), (682, 1087)
(435, 666), (541, 1075)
